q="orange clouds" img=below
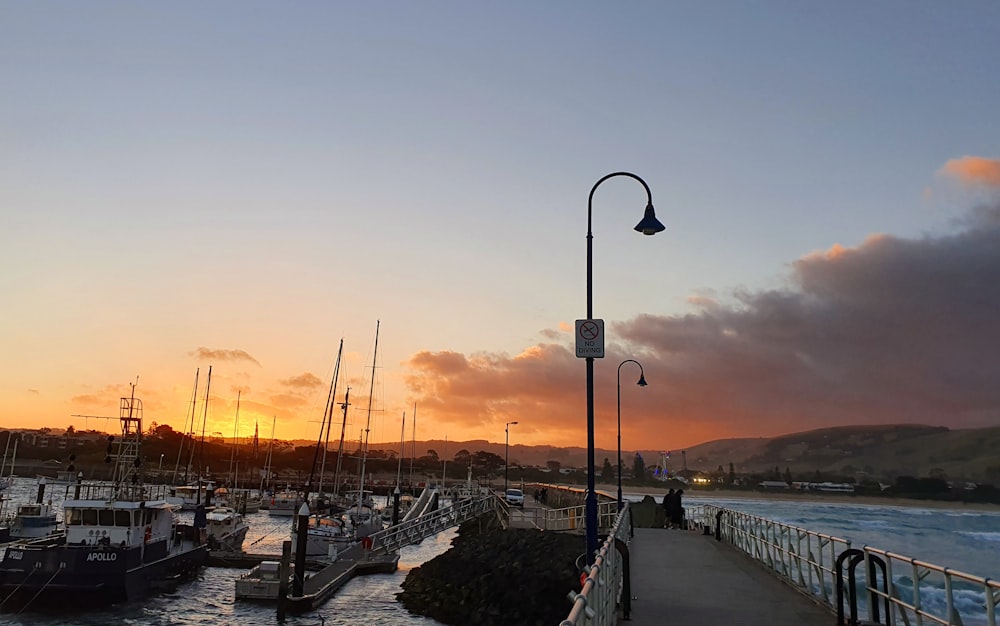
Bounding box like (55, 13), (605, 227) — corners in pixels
(940, 156), (1000, 187)
(190, 347), (262, 366)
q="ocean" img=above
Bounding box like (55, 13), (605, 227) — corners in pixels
(2, 481), (998, 625)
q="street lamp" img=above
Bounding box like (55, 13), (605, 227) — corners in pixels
(505, 421), (518, 493)
(617, 359), (647, 511)
(584, 172), (664, 565)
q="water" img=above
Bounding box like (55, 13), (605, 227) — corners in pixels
(4, 481), (999, 624)
(1, 479), (447, 625)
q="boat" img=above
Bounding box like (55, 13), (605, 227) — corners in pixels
(266, 486), (303, 516)
(235, 560), (294, 600)
(8, 480), (60, 540)
(215, 487), (262, 515)
(167, 480), (216, 510)
(0, 386), (208, 608)
(205, 506), (249, 552)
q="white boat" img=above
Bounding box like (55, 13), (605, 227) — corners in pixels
(8, 500), (60, 540)
(205, 506), (249, 552)
(266, 486), (303, 516)
(215, 487), (263, 514)
(169, 481), (215, 510)
(235, 560), (293, 600)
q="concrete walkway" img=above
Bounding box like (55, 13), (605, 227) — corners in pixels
(627, 527), (835, 625)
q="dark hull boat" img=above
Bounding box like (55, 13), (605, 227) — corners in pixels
(0, 389), (208, 610)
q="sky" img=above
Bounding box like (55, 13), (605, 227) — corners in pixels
(2, 2), (999, 455)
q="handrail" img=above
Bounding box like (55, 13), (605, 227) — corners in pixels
(559, 504), (632, 626)
(704, 505), (1000, 626)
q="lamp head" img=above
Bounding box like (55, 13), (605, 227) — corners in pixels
(636, 374), (648, 387)
(634, 203), (666, 236)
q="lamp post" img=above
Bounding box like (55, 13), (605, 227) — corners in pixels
(505, 421), (518, 493)
(617, 359), (647, 511)
(583, 172), (664, 565)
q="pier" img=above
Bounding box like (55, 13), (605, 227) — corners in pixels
(627, 526), (831, 625)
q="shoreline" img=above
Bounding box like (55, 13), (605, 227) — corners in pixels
(604, 484), (1000, 513)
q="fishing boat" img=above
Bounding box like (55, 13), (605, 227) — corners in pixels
(205, 506), (249, 552)
(0, 386), (208, 608)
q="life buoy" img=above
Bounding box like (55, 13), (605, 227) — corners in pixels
(144, 526), (152, 543)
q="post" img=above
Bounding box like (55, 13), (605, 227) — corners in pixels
(584, 172), (663, 564)
(36, 477), (46, 504)
(392, 486), (401, 526)
(292, 503), (310, 597)
(277, 540), (292, 620)
(617, 359), (647, 511)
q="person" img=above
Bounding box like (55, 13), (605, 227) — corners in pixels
(670, 489), (685, 529)
(661, 488), (674, 528)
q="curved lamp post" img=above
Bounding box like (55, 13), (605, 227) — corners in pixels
(505, 421), (518, 493)
(617, 359), (647, 511)
(584, 172), (664, 565)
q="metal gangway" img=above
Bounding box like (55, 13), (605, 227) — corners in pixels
(368, 492), (504, 556)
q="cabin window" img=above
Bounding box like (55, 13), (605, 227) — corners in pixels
(65, 509), (81, 525)
(132, 510), (141, 526)
(115, 510), (131, 526)
(99, 509), (115, 526)
(143, 509), (153, 525)
(82, 509), (99, 525)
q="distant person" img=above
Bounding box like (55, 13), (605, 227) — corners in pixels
(670, 489), (685, 529)
(661, 488), (675, 528)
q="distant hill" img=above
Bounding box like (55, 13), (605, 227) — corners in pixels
(353, 424), (1000, 483)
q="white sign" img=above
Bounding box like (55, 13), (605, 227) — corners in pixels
(575, 319), (605, 358)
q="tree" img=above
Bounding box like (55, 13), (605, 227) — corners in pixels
(546, 460), (561, 473)
(472, 450), (504, 476)
(728, 462), (735, 485)
(425, 449), (439, 462)
(601, 458), (615, 482)
(454, 449), (471, 465)
(632, 453), (646, 482)
(784, 467), (792, 484)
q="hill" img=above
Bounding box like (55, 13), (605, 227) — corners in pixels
(360, 424), (1000, 483)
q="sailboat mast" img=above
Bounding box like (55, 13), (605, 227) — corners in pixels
(357, 320), (380, 502)
(228, 390), (241, 487)
(333, 386), (350, 498)
(312, 339), (343, 495)
(395, 411), (406, 491)
(196, 365), (212, 505)
(259, 416), (276, 493)
(176, 368), (199, 485)
(409, 403), (416, 493)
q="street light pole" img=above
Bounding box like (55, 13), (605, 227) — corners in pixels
(617, 359), (647, 511)
(505, 421), (518, 492)
(584, 172), (664, 565)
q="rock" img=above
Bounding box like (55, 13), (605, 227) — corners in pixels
(397, 518), (584, 625)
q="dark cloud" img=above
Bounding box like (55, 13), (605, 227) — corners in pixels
(403, 194), (1000, 448)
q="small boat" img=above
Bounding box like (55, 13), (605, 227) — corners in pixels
(0, 387), (208, 608)
(205, 506), (249, 552)
(8, 501), (59, 540)
(215, 487), (263, 514)
(235, 560), (295, 601)
(168, 480), (215, 511)
(266, 486), (303, 516)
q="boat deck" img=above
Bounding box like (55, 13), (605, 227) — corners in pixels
(626, 527), (834, 625)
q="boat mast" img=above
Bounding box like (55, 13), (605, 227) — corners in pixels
(228, 390), (241, 487)
(395, 411), (406, 491)
(309, 339), (343, 496)
(409, 403), (416, 493)
(332, 386), (350, 498)
(196, 365), (212, 505)
(259, 416), (276, 494)
(357, 320), (379, 504)
(175, 368), (199, 485)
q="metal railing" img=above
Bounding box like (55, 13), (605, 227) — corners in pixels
(559, 504), (631, 626)
(367, 493), (503, 556)
(704, 505), (1000, 626)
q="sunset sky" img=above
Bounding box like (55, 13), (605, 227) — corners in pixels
(2, 3), (999, 455)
